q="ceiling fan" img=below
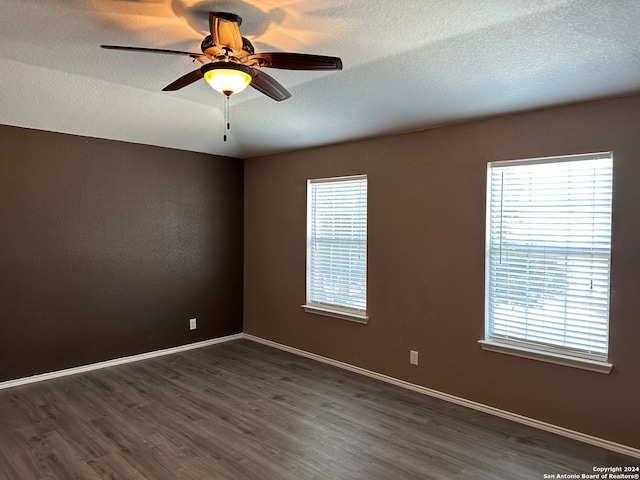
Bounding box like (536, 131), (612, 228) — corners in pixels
(100, 11), (343, 102)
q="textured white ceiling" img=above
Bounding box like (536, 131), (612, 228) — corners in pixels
(1, 0), (639, 158)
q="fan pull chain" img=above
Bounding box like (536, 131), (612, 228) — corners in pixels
(223, 92), (231, 142)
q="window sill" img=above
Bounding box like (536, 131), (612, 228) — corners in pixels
(302, 305), (368, 324)
(478, 340), (613, 374)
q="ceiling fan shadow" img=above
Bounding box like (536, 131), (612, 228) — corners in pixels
(171, 0), (284, 36)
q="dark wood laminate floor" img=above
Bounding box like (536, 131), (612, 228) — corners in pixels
(0, 340), (636, 480)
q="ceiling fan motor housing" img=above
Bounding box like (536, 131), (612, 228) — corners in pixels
(201, 35), (254, 56)
(201, 35), (215, 52)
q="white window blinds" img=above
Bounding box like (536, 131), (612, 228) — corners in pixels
(306, 175), (367, 315)
(485, 153), (613, 360)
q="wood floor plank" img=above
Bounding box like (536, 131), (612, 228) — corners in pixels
(0, 424), (55, 480)
(0, 339), (637, 479)
(86, 451), (150, 480)
(28, 430), (101, 480)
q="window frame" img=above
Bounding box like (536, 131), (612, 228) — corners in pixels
(479, 152), (614, 374)
(302, 174), (368, 323)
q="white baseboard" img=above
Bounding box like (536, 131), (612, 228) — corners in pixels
(243, 333), (640, 460)
(0, 333), (243, 390)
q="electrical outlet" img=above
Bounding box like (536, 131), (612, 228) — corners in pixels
(189, 318), (197, 330)
(410, 350), (419, 365)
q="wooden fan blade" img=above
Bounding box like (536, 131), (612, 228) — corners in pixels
(250, 69), (292, 101)
(249, 53), (343, 70)
(209, 12), (243, 52)
(100, 45), (203, 60)
(162, 68), (204, 91)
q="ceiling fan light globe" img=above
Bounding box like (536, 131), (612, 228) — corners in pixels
(204, 66), (252, 95)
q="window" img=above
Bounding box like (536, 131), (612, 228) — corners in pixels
(303, 175), (368, 322)
(480, 153), (614, 373)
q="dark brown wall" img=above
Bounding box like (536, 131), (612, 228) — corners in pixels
(0, 125), (243, 382)
(244, 94), (640, 449)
